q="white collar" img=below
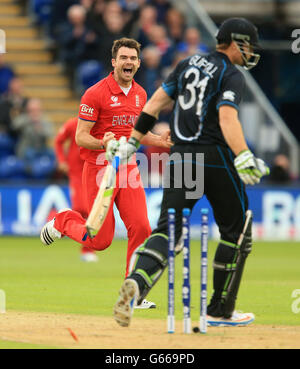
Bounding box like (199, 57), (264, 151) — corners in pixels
(119, 84), (132, 96)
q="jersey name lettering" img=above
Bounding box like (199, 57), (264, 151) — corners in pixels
(189, 55), (218, 78)
(112, 115), (138, 127)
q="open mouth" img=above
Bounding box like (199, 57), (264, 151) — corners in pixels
(123, 68), (133, 76)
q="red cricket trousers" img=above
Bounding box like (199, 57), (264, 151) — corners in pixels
(54, 161), (152, 276)
(69, 173), (94, 255)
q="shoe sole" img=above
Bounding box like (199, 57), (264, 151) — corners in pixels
(207, 315), (255, 327)
(134, 304), (156, 310)
(80, 254), (98, 262)
(40, 208), (71, 246)
(113, 280), (137, 327)
(40, 222), (54, 246)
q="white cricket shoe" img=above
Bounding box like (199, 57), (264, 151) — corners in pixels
(40, 208), (70, 246)
(80, 252), (98, 263)
(114, 279), (139, 327)
(135, 299), (156, 309)
(207, 311), (255, 327)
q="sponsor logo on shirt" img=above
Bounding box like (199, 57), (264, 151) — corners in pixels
(110, 96), (121, 107)
(223, 90), (236, 102)
(80, 104), (94, 117)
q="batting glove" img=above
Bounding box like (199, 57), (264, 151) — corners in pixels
(106, 139), (119, 163)
(234, 150), (270, 185)
(118, 136), (140, 163)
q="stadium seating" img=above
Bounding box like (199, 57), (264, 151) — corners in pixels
(30, 0), (53, 26)
(30, 155), (56, 179)
(75, 60), (104, 95)
(0, 156), (26, 179)
(0, 134), (15, 159)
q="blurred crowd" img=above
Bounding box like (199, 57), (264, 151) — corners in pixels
(29, 0), (209, 93)
(0, 0), (209, 182)
(0, 0), (297, 184)
(0, 53), (55, 180)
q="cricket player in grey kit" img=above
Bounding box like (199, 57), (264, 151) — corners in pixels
(110, 18), (270, 328)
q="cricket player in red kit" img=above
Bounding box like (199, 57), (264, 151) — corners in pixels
(40, 38), (171, 308)
(54, 117), (98, 262)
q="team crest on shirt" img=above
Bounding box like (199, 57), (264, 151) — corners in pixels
(223, 90), (236, 102)
(136, 95), (140, 107)
(110, 96), (121, 107)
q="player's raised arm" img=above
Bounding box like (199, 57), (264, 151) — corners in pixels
(138, 87), (173, 147)
(143, 87), (173, 119)
(140, 129), (173, 149)
(133, 87), (173, 140)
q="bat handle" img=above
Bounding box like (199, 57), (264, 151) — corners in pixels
(112, 154), (120, 171)
(86, 226), (97, 239)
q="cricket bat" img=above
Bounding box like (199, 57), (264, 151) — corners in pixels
(85, 155), (120, 238)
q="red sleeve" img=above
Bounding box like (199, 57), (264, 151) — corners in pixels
(54, 119), (72, 163)
(78, 86), (100, 122)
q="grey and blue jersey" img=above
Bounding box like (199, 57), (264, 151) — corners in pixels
(162, 51), (245, 147)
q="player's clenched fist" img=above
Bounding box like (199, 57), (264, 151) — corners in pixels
(106, 136), (139, 163)
(118, 137), (140, 163)
(105, 138), (119, 163)
(234, 149), (270, 185)
(103, 132), (116, 149)
(106, 136), (135, 163)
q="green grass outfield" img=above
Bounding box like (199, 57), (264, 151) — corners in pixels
(0, 237), (299, 348)
(0, 340), (59, 349)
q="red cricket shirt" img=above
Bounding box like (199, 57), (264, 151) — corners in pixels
(55, 117), (84, 176)
(78, 72), (147, 165)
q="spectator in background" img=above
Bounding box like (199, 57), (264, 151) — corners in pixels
(98, 2), (125, 72)
(58, 4), (99, 83)
(0, 77), (28, 139)
(149, 0), (172, 24)
(12, 98), (54, 162)
(0, 54), (15, 96)
(80, 0), (94, 11)
(135, 4), (158, 48)
(119, 0), (146, 12)
(85, 0), (107, 36)
(136, 46), (162, 98)
(147, 24), (175, 67)
(268, 154), (294, 184)
(49, 0), (78, 41)
(162, 51), (187, 78)
(104, 0), (122, 15)
(177, 27), (209, 57)
(96, 0), (138, 73)
(117, 0), (144, 37)
(165, 7), (186, 46)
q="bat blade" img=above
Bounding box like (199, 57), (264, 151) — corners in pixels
(85, 162), (117, 238)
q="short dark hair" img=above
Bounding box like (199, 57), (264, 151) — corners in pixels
(111, 38), (141, 59)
